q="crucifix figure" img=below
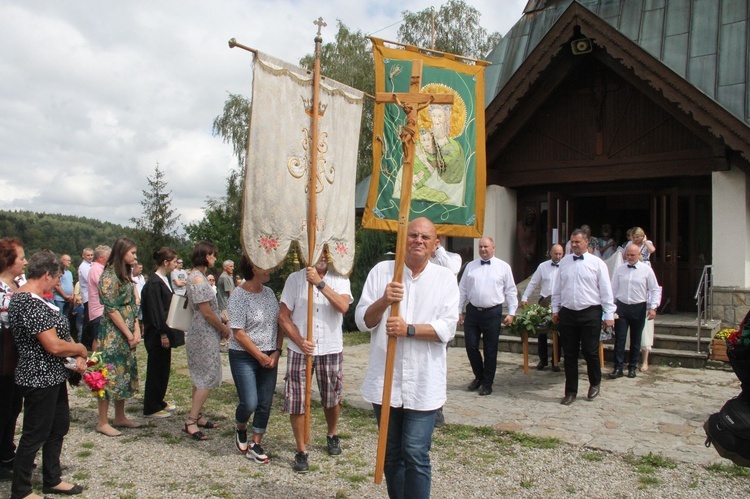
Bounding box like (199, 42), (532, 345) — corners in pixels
(371, 59), (453, 484)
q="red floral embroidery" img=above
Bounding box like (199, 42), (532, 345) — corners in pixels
(259, 235), (279, 254)
(335, 243), (348, 258)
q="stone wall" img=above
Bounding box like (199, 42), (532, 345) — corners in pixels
(711, 287), (750, 326)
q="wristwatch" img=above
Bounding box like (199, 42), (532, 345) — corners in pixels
(407, 324), (416, 338)
(316, 281), (326, 290)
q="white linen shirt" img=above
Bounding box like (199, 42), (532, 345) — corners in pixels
(551, 254), (616, 320)
(458, 257), (518, 314)
(612, 263), (662, 310)
(280, 268), (352, 356)
(430, 246), (462, 276)
(521, 259), (560, 302)
(357, 261), (459, 411)
(78, 260), (92, 303)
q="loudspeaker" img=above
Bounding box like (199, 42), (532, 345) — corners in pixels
(571, 38), (592, 55)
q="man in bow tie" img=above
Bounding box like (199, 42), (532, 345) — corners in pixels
(552, 229), (615, 405)
(609, 244), (662, 379)
(458, 237), (517, 396)
(521, 244), (564, 371)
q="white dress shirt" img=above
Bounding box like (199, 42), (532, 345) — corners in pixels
(280, 268), (352, 356)
(551, 253), (616, 320)
(458, 257), (518, 315)
(357, 261), (459, 411)
(521, 259), (560, 302)
(611, 262), (662, 310)
(78, 260), (92, 303)
(430, 246), (462, 276)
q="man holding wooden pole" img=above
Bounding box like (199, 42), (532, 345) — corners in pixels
(356, 217), (459, 498)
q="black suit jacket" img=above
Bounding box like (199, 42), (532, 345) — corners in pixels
(140, 272), (184, 350)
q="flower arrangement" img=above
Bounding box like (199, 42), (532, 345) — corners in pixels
(715, 328), (737, 341)
(508, 304), (552, 336)
(82, 351), (114, 399)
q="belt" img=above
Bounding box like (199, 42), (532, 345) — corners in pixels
(470, 303), (501, 312)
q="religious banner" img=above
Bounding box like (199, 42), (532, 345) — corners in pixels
(362, 38), (488, 237)
(242, 52), (364, 275)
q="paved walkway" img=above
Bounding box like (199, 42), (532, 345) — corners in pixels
(263, 343), (742, 466)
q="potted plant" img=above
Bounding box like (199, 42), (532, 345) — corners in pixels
(711, 328), (735, 362)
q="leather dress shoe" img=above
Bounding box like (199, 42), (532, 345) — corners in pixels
(587, 384), (600, 400)
(478, 385), (493, 396)
(43, 483), (84, 495)
(608, 369), (624, 379)
(560, 394), (576, 405)
(467, 378), (482, 391)
(536, 361), (548, 371)
(551, 365), (561, 372)
(627, 368), (637, 378)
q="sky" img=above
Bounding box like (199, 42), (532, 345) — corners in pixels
(0, 0), (527, 228)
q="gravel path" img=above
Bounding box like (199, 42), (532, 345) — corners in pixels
(1, 343), (748, 498)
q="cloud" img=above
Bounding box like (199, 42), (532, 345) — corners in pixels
(0, 0), (525, 228)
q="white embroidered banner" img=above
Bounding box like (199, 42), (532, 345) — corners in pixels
(242, 52), (363, 275)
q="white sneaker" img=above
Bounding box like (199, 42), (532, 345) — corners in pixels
(165, 402), (177, 411)
(144, 410), (172, 419)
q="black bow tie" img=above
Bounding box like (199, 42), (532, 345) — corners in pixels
(573, 255), (584, 261)
(480, 260), (491, 265)
(551, 262), (559, 267)
(627, 264), (636, 269)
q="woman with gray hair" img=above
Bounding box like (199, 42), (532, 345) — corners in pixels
(8, 251), (88, 497)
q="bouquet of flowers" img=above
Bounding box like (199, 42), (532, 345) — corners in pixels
(81, 351), (114, 399)
(508, 304), (552, 336)
(716, 328), (737, 341)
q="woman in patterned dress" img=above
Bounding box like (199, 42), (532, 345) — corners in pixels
(184, 241), (231, 440)
(96, 237), (142, 437)
(8, 251), (88, 497)
(228, 255), (281, 463)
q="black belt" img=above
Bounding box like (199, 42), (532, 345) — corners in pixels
(469, 303), (501, 312)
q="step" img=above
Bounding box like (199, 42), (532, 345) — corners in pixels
(653, 319), (722, 338)
(451, 332), (712, 369)
(651, 333), (711, 352)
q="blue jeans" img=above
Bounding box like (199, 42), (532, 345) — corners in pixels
(228, 349), (277, 433)
(373, 404), (437, 499)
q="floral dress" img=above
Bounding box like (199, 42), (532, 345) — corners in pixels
(98, 267), (139, 399)
(186, 269), (223, 389)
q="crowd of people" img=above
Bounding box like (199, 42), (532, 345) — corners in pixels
(0, 220), (662, 498)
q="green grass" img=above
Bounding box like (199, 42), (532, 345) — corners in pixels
(76, 449), (92, 458)
(638, 475), (660, 487)
(582, 452), (603, 462)
(639, 452), (677, 469)
(705, 463), (750, 477)
(343, 330), (371, 346)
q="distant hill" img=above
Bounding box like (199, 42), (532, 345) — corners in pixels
(0, 210), (129, 267)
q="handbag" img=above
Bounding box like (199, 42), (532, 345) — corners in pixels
(166, 294), (193, 332)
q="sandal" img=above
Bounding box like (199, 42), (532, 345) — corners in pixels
(196, 412), (218, 429)
(182, 418), (207, 441)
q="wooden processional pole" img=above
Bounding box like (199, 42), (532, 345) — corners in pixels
(372, 61), (453, 483)
(303, 17), (327, 445)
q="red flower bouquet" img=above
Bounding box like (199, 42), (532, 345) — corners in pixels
(81, 351), (114, 399)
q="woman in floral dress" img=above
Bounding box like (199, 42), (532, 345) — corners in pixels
(96, 237), (142, 437)
(184, 241), (231, 440)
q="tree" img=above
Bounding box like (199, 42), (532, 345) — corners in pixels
(397, 0), (502, 59)
(130, 163), (182, 269)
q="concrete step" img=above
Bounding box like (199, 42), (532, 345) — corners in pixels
(654, 319), (722, 338)
(451, 332), (711, 369)
(652, 333), (711, 352)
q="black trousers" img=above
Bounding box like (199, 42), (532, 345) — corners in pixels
(559, 306), (602, 396)
(143, 334), (173, 415)
(0, 375), (22, 466)
(11, 382), (69, 499)
(613, 301), (647, 370)
(463, 303), (503, 388)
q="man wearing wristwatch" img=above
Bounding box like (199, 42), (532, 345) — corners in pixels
(279, 248), (352, 473)
(357, 217), (459, 499)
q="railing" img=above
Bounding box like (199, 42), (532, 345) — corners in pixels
(694, 265), (713, 353)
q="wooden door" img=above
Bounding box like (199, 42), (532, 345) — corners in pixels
(650, 188), (678, 313)
(547, 191), (573, 249)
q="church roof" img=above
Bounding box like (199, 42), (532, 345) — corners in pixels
(486, 0), (749, 126)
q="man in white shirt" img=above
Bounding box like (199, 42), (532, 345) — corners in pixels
(609, 244), (662, 379)
(357, 217), (459, 499)
(171, 258), (187, 296)
(430, 236), (462, 276)
(521, 244), (564, 371)
(78, 247), (94, 340)
(279, 248), (352, 472)
(552, 229), (615, 405)
(458, 237), (517, 396)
